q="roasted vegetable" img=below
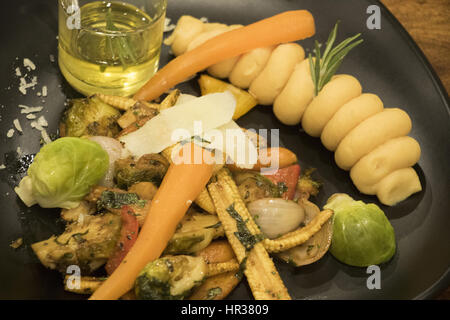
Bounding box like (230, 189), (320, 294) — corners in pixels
(275, 198), (333, 266)
(135, 255), (206, 300)
(60, 201), (95, 223)
(262, 197), (333, 254)
(324, 193), (396, 267)
(233, 171), (282, 203)
(296, 168), (322, 199)
(96, 190), (146, 211)
(60, 96), (121, 137)
(208, 168), (291, 300)
(105, 206), (139, 275)
(15, 137), (109, 209)
(117, 102), (159, 129)
(89, 143), (215, 300)
(64, 276), (106, 295)
(89, 188), (150, 226)
(87, 136), (130, 188)
(161, 143), (216, 214)
(31, 212), (121, 273)
(247, 198), (305, 239)
(114, 153), (169, 189)
(128, 182), (158, 200)
(190, 240), (240, 300)
(198, 74), (258, 120)
(264, 164), (301, 200)
(164, 209), (224, 255)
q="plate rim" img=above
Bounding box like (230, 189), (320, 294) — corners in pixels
(375, 0), (450, 299)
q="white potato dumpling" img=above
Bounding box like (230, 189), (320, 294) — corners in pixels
(202, 22), (231, 32)
(273, 59), (314, 125)
(186, 24), (230, 51)
(301, 74), (362, 137)
(229, 46), (274, 89)
(335, 108), (412, 171)
(375, 167), (422, 206)
(350, 136), (421, 194)
(207, 56), (241, 79)
(164, 15), (205, 56)
(249, 43), (305, 105)
(321, 93), (384, 151)
(205, 25), (243, 79)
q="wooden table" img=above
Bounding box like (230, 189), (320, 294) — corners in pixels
(381, 0), (450, 300)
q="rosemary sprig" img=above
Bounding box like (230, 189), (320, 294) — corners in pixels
(104, 7), (137, 72)
(308, 21), (363, 96)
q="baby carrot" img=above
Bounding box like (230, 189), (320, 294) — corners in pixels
(134, 10), (315, 101)
(89, 143), (215, 300)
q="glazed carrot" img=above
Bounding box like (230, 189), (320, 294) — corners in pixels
(89, 143), (215, 300)
(228, 147), (298, 171)
(134, 10), (315, 101)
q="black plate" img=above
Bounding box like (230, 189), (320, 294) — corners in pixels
(0, 0), (449, 300)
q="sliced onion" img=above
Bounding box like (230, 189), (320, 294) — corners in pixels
(247, 198), (305, 239)
(88, 136), (129, 188)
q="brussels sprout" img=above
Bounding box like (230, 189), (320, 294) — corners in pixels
(324, 193), (396, 267)
(114, 154), (169, 189)
(15, 137), (109, 209)
(60, 96), (121, 137)
(135, 255), (206, 300)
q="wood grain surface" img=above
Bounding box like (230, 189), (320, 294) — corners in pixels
(381, 0), (450, 300)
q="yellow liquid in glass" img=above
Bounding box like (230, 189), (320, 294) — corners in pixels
(58, 1), (165, 96)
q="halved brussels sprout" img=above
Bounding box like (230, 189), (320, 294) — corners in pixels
(135, 255), (206, 300)
(60, 95), (121, 138)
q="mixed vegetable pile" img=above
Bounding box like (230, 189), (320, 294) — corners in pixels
(13, 10), (401, 300)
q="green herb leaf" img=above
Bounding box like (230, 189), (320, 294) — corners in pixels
(104, 7), (137, 72)
(309, 21), (363, 96)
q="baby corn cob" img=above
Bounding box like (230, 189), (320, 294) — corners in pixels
(208, 168), (291, 300)
(95, 93), (137, 111)
(206, 259), (240, 277)
(263, 209), (333, 253)
(64, 276), (106, 295)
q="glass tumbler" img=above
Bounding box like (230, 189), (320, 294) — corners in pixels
(58, 0), (167, 97)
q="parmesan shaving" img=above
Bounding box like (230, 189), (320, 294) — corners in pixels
(164, 17), (176, 32)
(19, 105), (43, 114)
(203, 120), (258, 169)
(13, 119), (23, 133)
(23, 58), (36, 71)
(40, 129), (52, 144)
(120, 92), (236, 157)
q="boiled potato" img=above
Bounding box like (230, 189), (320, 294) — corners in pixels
(186, 24), (229, 51)
(350, 136), (421, 194)
(321, 93), (384, 151)
(228, 46), (274, 89)
(249, 43), (305, 105)
(205, 25), (243, 78)
(164, 15), (205, 56)
(301, 74), (362, 137)
(273, 59), (314, 125)
(375, 167), (422, 206)
(207, 56), (241, 79)
(335, 108), (412, 171)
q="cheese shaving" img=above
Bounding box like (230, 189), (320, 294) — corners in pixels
(120, 92), (236, 157)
